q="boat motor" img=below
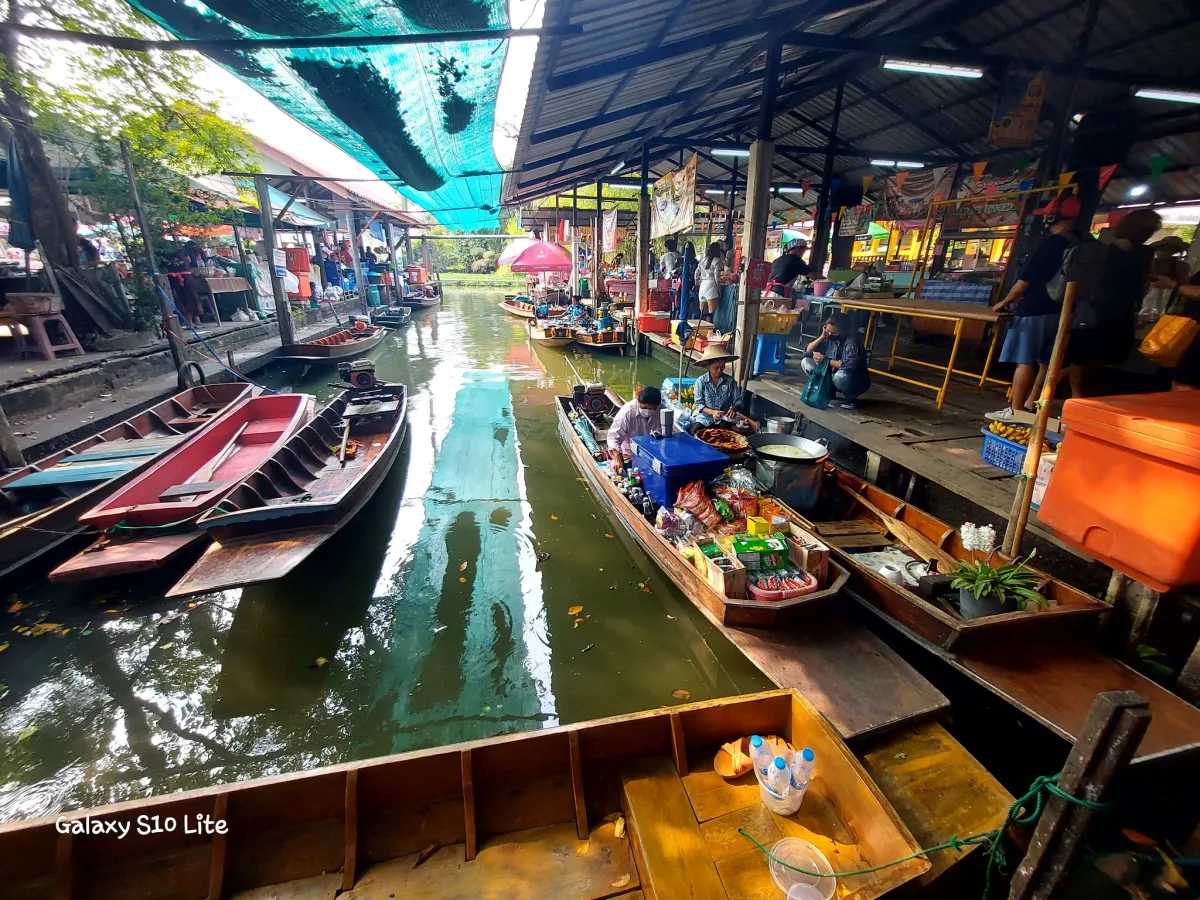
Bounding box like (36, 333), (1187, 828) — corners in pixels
(339, 359), (378, 391)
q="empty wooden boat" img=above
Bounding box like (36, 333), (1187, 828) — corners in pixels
(795, 464), (1109, 651)
(555, 393), (849, 628)
(278, 325), (387, 362)
(49, 394), (315, 582)
(0, 383), (253, 580)
(166, 384), (408, 597)
(371, 305), (412, 328)
(0, 690), (929, 900)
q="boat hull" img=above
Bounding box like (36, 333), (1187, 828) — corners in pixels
(278, 326), (387, 362)
(48, 530), (203, 582)
(799, 465), (1109, 651)
(554, 396), (847, 628)
(0, 383), (252, 580)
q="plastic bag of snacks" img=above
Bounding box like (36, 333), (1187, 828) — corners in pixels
(655, 506), (683, 538)
(714, 484), (760, 518)
(677, 480), (723, 528)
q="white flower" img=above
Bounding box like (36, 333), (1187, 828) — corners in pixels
(960, 522), (995, 553)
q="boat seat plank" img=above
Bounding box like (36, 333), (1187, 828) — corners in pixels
(341, 821), (638, 900)
(158, 480), (228, 500)
(7, 460), (146, 489)
(859, 720), (1013, 885)
(66, 438), (183, 461)
(165, 528), (337, 597)
(622, 757), (727, 900)
(725, 619), (949, 742)
(49, 531), (200, 582)
(951, 637), (1200, 765)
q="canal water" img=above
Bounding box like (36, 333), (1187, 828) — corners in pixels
(0, 289), (770, 822)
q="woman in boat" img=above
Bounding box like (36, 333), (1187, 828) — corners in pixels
(606, 385), (661, 474)
(689, 345), (742, 431)
(566, 295), (589, 321)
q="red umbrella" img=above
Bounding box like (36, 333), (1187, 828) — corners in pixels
(507, 240), (572, 273)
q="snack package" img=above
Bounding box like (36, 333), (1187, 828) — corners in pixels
(677, 480), (722, 528)
(655, 506), (683, 538)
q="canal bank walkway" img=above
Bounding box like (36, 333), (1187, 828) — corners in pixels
(3, 301), (360, 460)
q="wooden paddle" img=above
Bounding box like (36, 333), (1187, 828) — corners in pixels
(338, 420), (352, 467)
(840, 485), (959, 574)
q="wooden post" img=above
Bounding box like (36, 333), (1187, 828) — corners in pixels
(570, 186), (579, 295)
(636, 145), (651, 327)
(254, 175), (296, 347)
(230, 224), (260, 316)
(344, 211), (368, 314)
(1008, 691), (1150, 900)
(733, 138), (775, 385)
(385, 220), (401, 303)
(725, 159), (739, 252)
(593, 179), (603, 294)
(403, 225), (414, 267)
(811, 84), (844, 277)
(121, 139), (186, 373)
(1002, 278), (1078, 555)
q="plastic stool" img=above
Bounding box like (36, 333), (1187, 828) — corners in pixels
(753, 333), (788, 376)
(16, 313), (84, 360)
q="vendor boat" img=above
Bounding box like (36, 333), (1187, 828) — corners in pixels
(166, 382), (408, 597)
(554, 392), (848, 628)
(0, 690), (928, 900)
(528, 320), (575, 348)
(572, 324), (628, 354)
(791, 463), (1110, 651)
(371, 305), (412, 329)
(500, 296), (566, 319)
(49, 393), (315, 582)
(278, 324), (387, 362)
(0, 383), (253, 580)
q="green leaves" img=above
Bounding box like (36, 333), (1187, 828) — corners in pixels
(953, 552), (1048, 611)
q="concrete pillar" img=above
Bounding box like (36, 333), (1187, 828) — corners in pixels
(570, 186), (579, 294)
(593, 179), (603, 297)
(255, 175), (295, 346)
(385, 220), (401, 302)
(636, 146), (651, 320)
(733, 139), (775, 384)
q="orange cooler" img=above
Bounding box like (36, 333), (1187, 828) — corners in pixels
(1037, 392), (1200, 591)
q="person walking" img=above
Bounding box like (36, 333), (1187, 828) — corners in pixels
(987, 195), (1084, 421)
(695, 242), (725, 322)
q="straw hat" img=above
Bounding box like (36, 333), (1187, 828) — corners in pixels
(694, 343), (739, 366)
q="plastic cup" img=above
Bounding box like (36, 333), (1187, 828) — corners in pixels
(768, 838), (836, 900)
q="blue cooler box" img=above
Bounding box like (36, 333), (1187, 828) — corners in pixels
(631, 432), (729, 508)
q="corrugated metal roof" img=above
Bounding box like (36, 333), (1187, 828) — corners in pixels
(507, 0), (1200, 215)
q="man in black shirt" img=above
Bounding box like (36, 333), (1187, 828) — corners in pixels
(766, 239), (810, 299)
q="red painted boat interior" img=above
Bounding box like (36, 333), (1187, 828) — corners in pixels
(80, 394), (312, 528)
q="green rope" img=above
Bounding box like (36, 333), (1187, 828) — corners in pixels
(104, 501), (236, 533)
(739, 773), (1111, 899)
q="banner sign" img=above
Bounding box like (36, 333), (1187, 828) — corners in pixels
(651, 154), (698, 239)
(881, 166), (954, 220)
(602, 206), (619, 253)
(989, 65), (1046, 148)
(272, 248), (288, 278)
(838, 205), (874, 238)
(943, 163), (1039, 230)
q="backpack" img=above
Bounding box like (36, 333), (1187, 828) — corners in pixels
(1064, 240), (1117, 331)
(1043, 231), (1083, 305)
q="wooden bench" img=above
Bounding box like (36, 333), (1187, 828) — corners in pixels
(158, 480), (227, 501)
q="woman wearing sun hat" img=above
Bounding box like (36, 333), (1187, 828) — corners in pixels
(689, 343), (743, 430)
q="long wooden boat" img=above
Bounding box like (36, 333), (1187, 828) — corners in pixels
(500, 297), (566, 320)
(0, 690), (928, 900)
(555, 394), (849, 628)
(402, 292), (441, 309)
(166, 384), (409, 597)
(573, 328), (628, 354)
(49, 394), (315, 582)
(278, 325), (387, 362)
(795, 463), (1110, 651)
(528, 320), (575, 348)
(371, 305), (412, 328)
(0, 383), (253, 580)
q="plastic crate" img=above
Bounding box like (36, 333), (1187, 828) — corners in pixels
(644, 288), (672, 312)
(980, 427), (1062, 475)
(757, 311), (801, 335)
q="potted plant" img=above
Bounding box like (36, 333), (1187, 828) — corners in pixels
(951, 523), (1048, 619)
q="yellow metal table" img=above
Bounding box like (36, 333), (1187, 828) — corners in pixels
(838, 297), (1009, 408)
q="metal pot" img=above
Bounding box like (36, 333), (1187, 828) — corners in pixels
(748, 433), (829, 512)
(764, 416), (797, 434)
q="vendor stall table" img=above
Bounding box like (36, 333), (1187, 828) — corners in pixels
(840, 297), (1009, 409)
(201, 275), (253, 322)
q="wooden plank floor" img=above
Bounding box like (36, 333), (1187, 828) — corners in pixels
(724, 619), (949, 742)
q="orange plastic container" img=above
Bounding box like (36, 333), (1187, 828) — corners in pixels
(1037, 391), (1200, 591)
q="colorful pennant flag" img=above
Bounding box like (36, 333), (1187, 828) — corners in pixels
(894, 171), (909, 190)
(802, 179), (812, 194)
(1057, 171), (1075, 187)
(972, 161), (988, 180)
(1149, 154), (1171, 182)
(1099, 164), (1119, 191)
(862, 175), (874, 194)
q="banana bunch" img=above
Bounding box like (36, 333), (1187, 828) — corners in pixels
(987, 421), (1054, 452)
(681, 386), (695, 404)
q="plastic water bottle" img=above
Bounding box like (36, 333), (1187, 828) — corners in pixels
(749, 735), (772, 776)
(790, 747), (815, 787)
(768, 756), (790, 796)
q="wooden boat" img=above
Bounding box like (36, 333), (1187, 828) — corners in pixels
(371, 305), (412, 328)
(166, 384), (408, 597)
(500, 296), (566, 319)
(573, 327), (628, 354)
(528, 320), (575, 348)
(49, 394), (315, 582)
(0, 383), (253, 580)
(794, 463), (1110, 651)
(278, 325), (387, 362)
(555, 393), (849, 628)
(402, 292), (441, 309)
(0, 690), (928, 900)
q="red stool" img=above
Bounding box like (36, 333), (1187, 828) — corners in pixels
(16, 313), (84, 360)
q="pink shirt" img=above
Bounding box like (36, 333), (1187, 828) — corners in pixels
(606, 399), (656, 456)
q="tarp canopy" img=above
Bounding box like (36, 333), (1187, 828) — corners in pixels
(508, 240), (571, 273)
(188, 174), (333, 227)
(129, 0), (509, 231)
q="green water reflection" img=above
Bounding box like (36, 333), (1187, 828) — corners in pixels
(0, 290), (770, 821)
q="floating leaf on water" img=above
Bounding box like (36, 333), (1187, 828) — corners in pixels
(17, 725), (38, 743)
(672, 689), (691, 701)
(7, 601), (27, 613)
(159, 642), (172, 650)
(0, 643), (6, 652)
(667, 615), (676, 621)
(458, 561), (468, 572)
(604, 533), (614, 539)
(550, 514), (559, 521)
(576, 841), (590, 857)
(61, 628), (70, 636)
(583, 643), (595, 652)
(568, 605), (584, 615)
(459, 577), (467, 583)
(639, 585), (651, 593)
(0, 684), (6, 695)
(314, 657), (329, 667)
(614, 815), (626, 839)
(187, 602), (198, 609)
(611, 874), (630, 888)
(894, 752), (908, 760)
(1121, 829), (1157, 847)
(29, 622), (63, 637)
(482, 705), (491, 712)
(637, 582), (645, 589)
(105, 609), (118, 614)
(573, 617), (585, 628)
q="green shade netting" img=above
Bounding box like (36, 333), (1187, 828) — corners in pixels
(129, 0), (508, 230)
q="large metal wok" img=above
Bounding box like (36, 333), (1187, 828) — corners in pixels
(747, 433), (829, 512)
(747, 432), (829, 463)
